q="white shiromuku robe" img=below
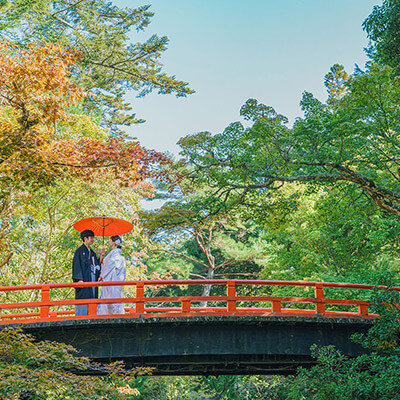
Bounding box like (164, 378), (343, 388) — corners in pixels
(97, 248), (126, 315)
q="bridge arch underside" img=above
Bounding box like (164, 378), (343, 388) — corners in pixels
(15, 316), (372, 376)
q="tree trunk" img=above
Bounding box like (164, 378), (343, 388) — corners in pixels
(194, 227), (216, 308)
(200, 267), (215, 307)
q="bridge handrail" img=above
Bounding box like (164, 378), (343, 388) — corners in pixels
(0, 279), (398, 291)
(0, 279), (398, 324)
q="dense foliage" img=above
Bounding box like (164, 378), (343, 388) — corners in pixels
(0, 39), (172, 272)
(178, 61), (400, 216)
(130, 1), (400, 398)
(0, 1), (184, 395)
(0, 0), (193, 132)
(0, 327), (151, 399)
(364, 0), (400, 74)
(1, 0), (400, 398)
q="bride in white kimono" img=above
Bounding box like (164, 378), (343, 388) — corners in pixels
(97, 235), (127, 315)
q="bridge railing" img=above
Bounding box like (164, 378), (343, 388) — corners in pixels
(0, 280), (397, 324)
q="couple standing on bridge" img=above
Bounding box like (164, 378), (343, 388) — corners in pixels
(72, 229), (127, 316)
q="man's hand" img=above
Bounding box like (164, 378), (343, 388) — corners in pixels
(98, 276), (103, 281)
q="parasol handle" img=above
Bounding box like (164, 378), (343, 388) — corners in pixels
(102, 215), (105, 246)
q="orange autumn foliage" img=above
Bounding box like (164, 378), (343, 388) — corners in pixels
(0, 40), (172, 190)
(0, 41), (86, 125)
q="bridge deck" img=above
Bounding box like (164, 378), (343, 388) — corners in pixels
(15, 316), (374, 375)
(0, 280), (394, 375)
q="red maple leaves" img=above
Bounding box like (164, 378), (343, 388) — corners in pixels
(0, 40), (173, 190)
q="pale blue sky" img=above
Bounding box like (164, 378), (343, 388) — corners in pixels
(115, 0), (381, 154)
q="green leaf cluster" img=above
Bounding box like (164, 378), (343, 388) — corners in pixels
(0, 327), (148, 399)
(0, 0), (194, 133)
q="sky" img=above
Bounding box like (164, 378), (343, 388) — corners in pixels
(114, 0), (382, 155)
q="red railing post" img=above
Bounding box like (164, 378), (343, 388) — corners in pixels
(227, 281), (236, 313)
(40, 285), (50, 319)
(358, 304), (368, 316)
(182, 299), (191, 313)
(88, 302), (97, 316)
(86, 283), (98, 316)
(136, 282), (145, 314)
(314, 283), (325, 315)
(272, 300), (282, 315)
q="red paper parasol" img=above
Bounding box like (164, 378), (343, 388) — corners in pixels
(74, 216), (133, 244)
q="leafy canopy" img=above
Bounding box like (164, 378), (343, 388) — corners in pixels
(364, 0), (400, 74)
(0, 39), (172, 269)
(178, 63), (400, 216)
(0, 327), (150, 399)
(0, 40), (172, 191)
(0, 0), (194, 132)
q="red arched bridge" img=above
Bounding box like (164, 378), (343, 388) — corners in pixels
(0, 280), (394, 375)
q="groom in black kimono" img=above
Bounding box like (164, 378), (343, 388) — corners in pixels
(72, 230), (104, 316)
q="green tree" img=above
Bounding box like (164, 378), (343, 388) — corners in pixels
(141, 206), (262, 304)
(139, 178), (268, 302)
(133, 375), (278, 400)
(324, 63), (349, 108)
(0, 327), (150, 399)
(251, 183), (400, 282)
(363, 0), (400, 74)
(178, 62), (400, 216)
(0, 178), (149, 292)
(0, 0), (193, 132)
(268, 288), (400, 400)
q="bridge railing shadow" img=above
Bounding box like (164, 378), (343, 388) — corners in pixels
(0, 279), (397, 324)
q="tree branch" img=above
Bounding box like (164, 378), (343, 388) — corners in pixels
(156, 249), (209, 269)
(188, 273), (206, 279)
